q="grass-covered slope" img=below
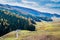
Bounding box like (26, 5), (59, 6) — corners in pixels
(1, 22), (60, 40)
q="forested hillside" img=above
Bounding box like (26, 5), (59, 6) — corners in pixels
(0, 9), (35, 36)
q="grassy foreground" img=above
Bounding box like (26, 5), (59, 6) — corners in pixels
(0, 21), (60, 40)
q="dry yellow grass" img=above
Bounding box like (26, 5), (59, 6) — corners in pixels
(1, 30), (60, 40)
(35, 21), (60, 31)
(0, 21), (60, 40)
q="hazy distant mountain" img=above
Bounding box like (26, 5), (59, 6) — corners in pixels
(0, 4), (60, 22)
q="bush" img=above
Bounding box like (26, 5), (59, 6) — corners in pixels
(27, 25), (35, 31)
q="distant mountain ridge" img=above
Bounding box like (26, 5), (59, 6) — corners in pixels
(0, 4), (60, 22)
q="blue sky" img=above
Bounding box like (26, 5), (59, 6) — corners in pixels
(0, 0), (60, 14)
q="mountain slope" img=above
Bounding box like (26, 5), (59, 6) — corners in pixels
(0, 4), (54, 22)
(0, 9), (36, 37)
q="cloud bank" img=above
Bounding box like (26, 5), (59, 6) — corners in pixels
(0, 0), (60, 14)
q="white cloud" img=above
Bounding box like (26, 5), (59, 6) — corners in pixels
(0, 0), (6, 4)
(22, 0), (36, 4)
(51, 0), (60, 2)
(45, 3), (60, 7)
(21, 0), (39, 7)
(0, 0), (60, 15)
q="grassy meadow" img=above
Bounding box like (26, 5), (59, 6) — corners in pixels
(0, 21), (60, 40)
